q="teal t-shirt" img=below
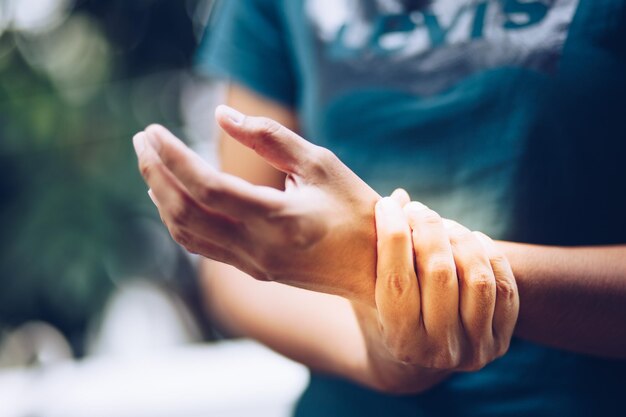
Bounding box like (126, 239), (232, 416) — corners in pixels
(198, 0), (626, 415)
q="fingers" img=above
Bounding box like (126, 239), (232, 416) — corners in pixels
(444, 220), (496, 359)
(134, 132), (244, 250)
(215, 105), (317, 176)
(380, 197), (517, 369)
(390, 188), (411, 207)
(404, 202), (459, 341)
(474, 232), (519, 354)
(142, 124), (285, 219)
(374, 197), (420, 361)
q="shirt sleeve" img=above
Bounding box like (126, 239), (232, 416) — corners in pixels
(195, 0), (298, 108)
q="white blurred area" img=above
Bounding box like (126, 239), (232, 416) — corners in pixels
(0, 281), (309, 417)
(1, 0), (73, 34)
(0, 1), (309, 416)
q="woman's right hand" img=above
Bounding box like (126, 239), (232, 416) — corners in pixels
(134, 106), (381, 305)
(358, 194), (520, 394)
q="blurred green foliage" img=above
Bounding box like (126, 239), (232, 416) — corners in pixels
(0, 0), (212, 352)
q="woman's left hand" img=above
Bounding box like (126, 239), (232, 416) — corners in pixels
(354, 192), (520, 394)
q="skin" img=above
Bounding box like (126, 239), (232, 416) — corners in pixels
(355, 195), (519, 393)
(137, 103), (380, 304)
(134, 84), (626, 393)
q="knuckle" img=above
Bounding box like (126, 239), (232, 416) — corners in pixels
(489, 253), (509, 268)
(315, 146), (337, 164)
(428, 347), (461, 370)
(139, 160), (153, 180)
(171, 228), (191, 247)
(382, 331), (417, 365)
(467, 268), (495, 294)
(471, 266), (494, 284)
(387, 344), (414, 365)
(420, 209), (443, 226)
(384, 270), (410, 296)
(256, 118), (282, 141)
(199, 184), (220, 205)
(449, 228), (473, 245)
(473, 231), (498, 253)
(308, 146), (337, 176)
(495, 338), (512, 358)
(462, 357), (488, 372)
(195, 176), (224, 204)
(491, 339), (508, 359)
(139, 156), (167, 181)
(170, 203), (192, 225)
(385, 228), (409, 247)
(456, 346), (490, 372)
(416, 337), (461, 370)
(424, 256), (456, 287)
(472, 230), (490, 239)
(496, 278), (518, 303)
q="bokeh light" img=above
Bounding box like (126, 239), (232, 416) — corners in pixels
(7, 0), (74, 34)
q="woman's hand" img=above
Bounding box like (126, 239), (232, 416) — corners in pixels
(356, 194), (520, 394)
(134, 105), (380, 305)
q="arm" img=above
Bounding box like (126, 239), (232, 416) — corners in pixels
(134, 94), (625, 384)
(136, 85), (520, 393)
(501, 243), (626, 358)
(204, 85), (510, 393)
(215, 103), (626, 359)
(198, 84), (375, 387)
(203, 261), (375, 386)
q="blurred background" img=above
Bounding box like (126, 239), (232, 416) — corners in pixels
(0, 0), (307, 415)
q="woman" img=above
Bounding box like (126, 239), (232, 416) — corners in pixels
(134, 0), (626, 415)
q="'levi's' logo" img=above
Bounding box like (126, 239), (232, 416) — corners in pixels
(306, 0), (581, 95)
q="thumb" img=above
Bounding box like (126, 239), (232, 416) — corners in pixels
(215, 105), (315, 175)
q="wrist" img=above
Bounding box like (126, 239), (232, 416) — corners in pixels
(350, 301), (450, 394)
(369, 362), (450, 395)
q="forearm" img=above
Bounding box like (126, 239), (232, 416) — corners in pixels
(200, 259), (375, 387)
(200, 259), (449, 393)
(499, 242), (626, 358)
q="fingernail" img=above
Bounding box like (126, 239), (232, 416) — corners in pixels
(133, 133), (146, 156)
(148, 189), (158, 207)
(405, 201), (428, 212)
(146, 130), (162, 152)
(217, 105), (244, 125)
(390, 188), (410, 204)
